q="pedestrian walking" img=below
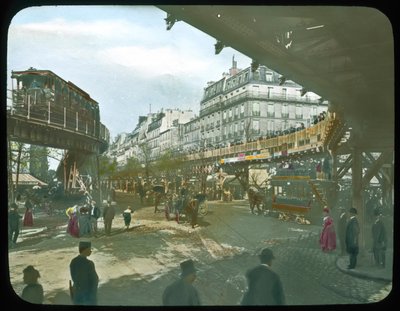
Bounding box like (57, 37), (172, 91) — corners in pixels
(8, 203), (22, 247)
(337, 206), (347, 256)
(372, 208), (387, 268)
(345, 207), (360, 269)
(162, 259), (201, 306)
(241, 248), (285, 305)
(21, 265), (44, 304)
(123, 206), (134, 229)
(103, 201), (116, 236)
(69, 241), (99, 305)
(319, 207), (336, 252)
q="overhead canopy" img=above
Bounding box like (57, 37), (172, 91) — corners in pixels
(157, 5), (394, 151)
(12, 173), (48, 186)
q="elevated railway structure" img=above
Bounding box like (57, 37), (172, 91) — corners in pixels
(158, 6), (394, 247)
(7, 68), (110, 197)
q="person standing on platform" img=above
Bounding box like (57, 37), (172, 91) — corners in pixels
(345, 207), (360, 269)
(69, 241), (99, 305)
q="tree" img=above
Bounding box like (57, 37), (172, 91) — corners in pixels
(29, 145), (49, 182)
(98, 154), (118, 178)
(138, 142), (152, 178)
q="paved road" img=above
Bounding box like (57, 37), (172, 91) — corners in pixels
(192, 201), (392, 305)
(8, 194), (392, 306)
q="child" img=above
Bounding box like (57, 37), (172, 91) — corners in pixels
(123, 206), (134, 229)
(21, 265), (44, 304)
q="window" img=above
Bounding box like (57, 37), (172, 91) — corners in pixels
(267, 103), (275, 118)
(240, 104), (245, 117)
(267, 87), (273, 98)
(266, 72), (273, 82)
(296, 105), (303, 119)
(268, 120), (275, 134)
(252, 102), (260, 116)
(282, 104), (289, 118)
(253, 120), (260, 134)
(282, 88), (287, 99)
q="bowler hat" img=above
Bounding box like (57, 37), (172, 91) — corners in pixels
(373, 208), (382, 216)
(259, 248), (275, 262)
(180, 259), (197, 277)
(79, 241), (91, 252)
(349, 207), (358, 215)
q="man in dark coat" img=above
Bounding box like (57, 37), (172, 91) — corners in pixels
(241, 248), (285, 305)
(372, 208), (387, 267)
(69, 241), (99, 305)
(162, 259), (201, 306)
(8, 203), (22, 246)
(345, 207), (360, 269)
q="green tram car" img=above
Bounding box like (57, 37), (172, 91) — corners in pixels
(269, 168), (330, 224)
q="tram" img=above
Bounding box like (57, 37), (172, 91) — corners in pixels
(269, 168), (328, 224)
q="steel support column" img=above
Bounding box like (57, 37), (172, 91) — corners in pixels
(352, 148), (365, 251)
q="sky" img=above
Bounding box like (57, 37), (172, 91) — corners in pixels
(7, 5), (252, 140)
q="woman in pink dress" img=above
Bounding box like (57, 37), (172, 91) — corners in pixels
(66, 206), (80, 238)
(319, 207), (336, 252)
(23, 199), (34, 226)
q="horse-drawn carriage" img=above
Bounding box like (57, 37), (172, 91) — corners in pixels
(163, 189), (208, 228)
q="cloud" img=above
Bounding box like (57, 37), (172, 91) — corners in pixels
(7, 6), (252, 138)
(97, 45), (212, 77)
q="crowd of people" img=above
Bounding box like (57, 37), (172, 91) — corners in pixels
(319, 205), (388, 270)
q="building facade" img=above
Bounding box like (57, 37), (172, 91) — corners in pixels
(108, 58), (328, 166)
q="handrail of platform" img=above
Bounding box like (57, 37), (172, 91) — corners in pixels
(8, 99), (110, 144)
(185, 113), (334, 163)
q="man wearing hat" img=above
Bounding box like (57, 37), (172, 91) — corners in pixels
(241, 248), (285, 305)
(345, 207), (360, 269)
(69, 241), (99, 305)
(103, 201), (116, 235)
(371, 208), (387, 267)
(162, 259), (200, 305)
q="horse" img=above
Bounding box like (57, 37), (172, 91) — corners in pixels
(247, 187), (265, 215)
(165, 192), (206, 228)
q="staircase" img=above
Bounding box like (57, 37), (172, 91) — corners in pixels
(308, 180), (328, 207)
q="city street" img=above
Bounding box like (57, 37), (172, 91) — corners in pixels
(8, 191), (391, 306)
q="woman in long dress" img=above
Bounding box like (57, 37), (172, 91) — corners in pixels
(319, 207), (336, 252)
(66, 206), (80, 238)
(23, 199), (34, 226)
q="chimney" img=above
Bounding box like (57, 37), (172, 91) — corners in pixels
(229, 55), (238, 76)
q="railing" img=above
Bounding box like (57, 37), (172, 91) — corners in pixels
(8, 91), (109, 144)
(200, 90), (321, 116)
(185, 115), (331, 162)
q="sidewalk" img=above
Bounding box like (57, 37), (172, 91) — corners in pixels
(336, 249), (393, 282)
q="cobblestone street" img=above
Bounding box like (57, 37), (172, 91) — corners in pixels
(7, 192), (393, 306)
